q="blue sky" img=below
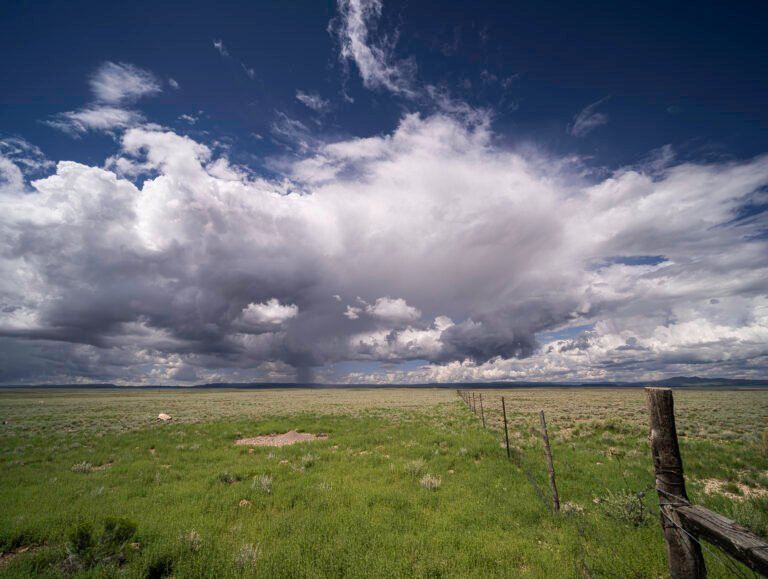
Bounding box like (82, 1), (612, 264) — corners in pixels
(1, 0), (767, 384)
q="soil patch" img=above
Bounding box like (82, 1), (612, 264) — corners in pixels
(700, 478), (768, 502)
(234, 430), (328, 447)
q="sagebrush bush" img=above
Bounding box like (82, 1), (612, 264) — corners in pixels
(419, 473), (442, 491)
(405, 459), (426, 477)
(64, 517), (138, 571)
(598, 489), (651, 527)
(236, 543), (261, 569)
(252, 474), (273, 494)
(180, 529), (202, 553)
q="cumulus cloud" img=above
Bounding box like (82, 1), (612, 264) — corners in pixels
(569, 97), (609, 137)
(2, 107), (768, 383)
(238, 299), (299, 328)
(365, 297), (421, 323)
(333, 0), (417, 96)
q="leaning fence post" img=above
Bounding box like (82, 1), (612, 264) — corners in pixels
(502, 396), (511, 459)
(479, 394), (486, 428)
(646, 387), (706, 579)
(539, 410), (560, 512)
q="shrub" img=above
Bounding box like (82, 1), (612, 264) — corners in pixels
(419, 474), (442, 491)
(404, 459), (426, 477)
(252, 474), (273, 494)
(180, 529), (202, 553)
(64, 517), (138, 570)
(561, 501), (584, 515)
(218, 471), (241, 484)
(235, 543), (261, 569)
(598, 489), (651, 527)
(300, 453), (317, 469)
(71, 462), (93, 473)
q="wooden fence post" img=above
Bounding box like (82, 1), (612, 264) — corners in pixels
(502, 396), (511, 459)
(646, 387), (706, 579)
(479, 394), (486, 428)
(539, 410), (559, 512)
(472, 392), (476, 414)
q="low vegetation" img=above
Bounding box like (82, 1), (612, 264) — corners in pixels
(0, 387), (766, 577)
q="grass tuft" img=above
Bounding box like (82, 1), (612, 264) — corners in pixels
(419, 473), (442, 491)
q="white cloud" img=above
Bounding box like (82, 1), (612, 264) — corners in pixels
(334, 0), (417, 96)
(90, 62), (161, 104)
(0, 156), (25, 194)
(46, 62), (161, 136)
(168, 78), (180, 89)
(3, 108), (768, 383)
(46, 105), (144, 135)
(296, 90), (330, 113)
(213, 39), (229, 57)
(569, 97), (610, 137)
(238, 299), (299, 328)
(344, 306), (362, 319)
(365, 297), (421, 323)
(0, 137), (53, 175)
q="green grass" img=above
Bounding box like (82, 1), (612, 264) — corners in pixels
(0, 388), (766, 577)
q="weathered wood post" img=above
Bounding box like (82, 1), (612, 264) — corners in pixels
(646, 387), (706, 579)
(502, 396), (511, 459)
(539, 410), (559, 512)
(472, 392), (476, 414)
(479, 394), (486, 428)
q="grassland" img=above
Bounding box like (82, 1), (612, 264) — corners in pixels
(0, 387), (766, 577)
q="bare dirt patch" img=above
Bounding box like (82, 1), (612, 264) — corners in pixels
(234, 430), (328, 447)
(700, 478), (768, 501)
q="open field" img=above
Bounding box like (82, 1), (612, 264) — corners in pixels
(1, 388), (766, 577)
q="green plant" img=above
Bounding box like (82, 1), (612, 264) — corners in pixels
(217, 470), (241, 484)
(63, 517), (138, 571)
(419, 473), (442, 491)
(252, 474), (273, 493)
(404, 458), (426, 477)
(729, 498), (768, 538)
(598, 489), (651, 527)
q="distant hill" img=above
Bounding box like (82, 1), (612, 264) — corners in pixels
(1, 376), (766, 389)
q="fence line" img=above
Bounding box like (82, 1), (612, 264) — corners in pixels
(457, 387), (768, 578)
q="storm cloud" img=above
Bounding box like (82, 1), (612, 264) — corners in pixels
(1, 104), (768, 384)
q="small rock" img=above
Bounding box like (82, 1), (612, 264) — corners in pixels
(279, 459), (289, 465)
(158, 413), (172, 422)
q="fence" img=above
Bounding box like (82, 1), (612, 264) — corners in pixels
(456, 387), (768, 578)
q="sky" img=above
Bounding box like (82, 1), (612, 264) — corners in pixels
(1, 0), (767, 385)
